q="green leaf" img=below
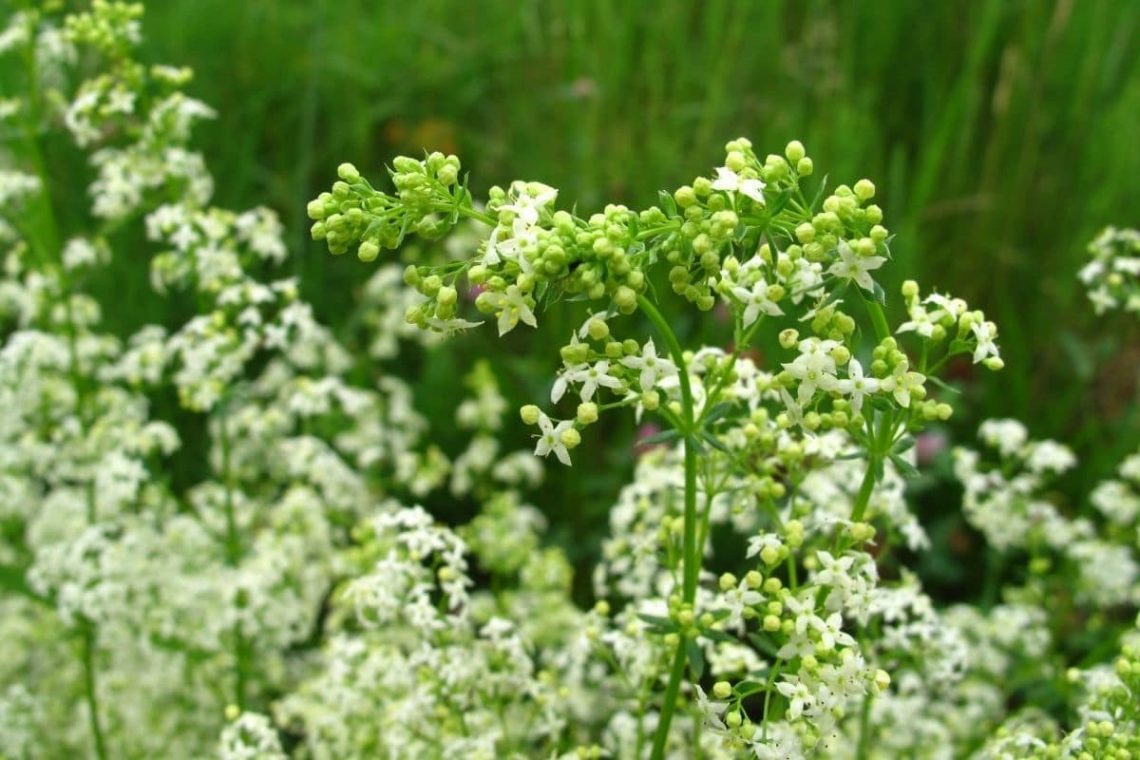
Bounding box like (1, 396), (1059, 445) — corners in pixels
(700, 431), (730, 453)
(927, 375), (962, 395)
(892, 435), (916, 454)
(768, 188), (793, 216)
(807, 174), (830, 213)
(686, 638), (705, 680)
(890, 453), (920, 478)
(871, 280), (887, 306)
(640, 428), (681, 446)
(636, 613), (677, 635)
(686, 434), (707, 455)
(700, 628), (738, 644)
(702, 401), (734, 425)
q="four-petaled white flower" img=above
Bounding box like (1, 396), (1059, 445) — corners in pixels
(500, 181), (558, 226)
(781, 338), (840, 404)
(880, 359), (925, 407)
(834, 359), (878, 414)
(897, 305), (936, 338)
(971, 320), (1000, 363)
(711, 167), (766, 205)
(621, 339), (677, 392)
(533, 412), (573, 465)
(721, 580), (764, 628)
(828, 241), (886, 292)
(731, 279), (784, 328)
(483, 285), (537, 336)
(552, 356), (622, 403)
(694, 685), (728, 730)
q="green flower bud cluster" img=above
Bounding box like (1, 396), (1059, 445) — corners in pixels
(307, 154), (464, 260)
(64, 0), (144, 58)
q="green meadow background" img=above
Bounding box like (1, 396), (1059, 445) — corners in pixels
(31, 1), (1140, 591)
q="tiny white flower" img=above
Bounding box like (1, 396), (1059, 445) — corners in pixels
(711, 167), (766, 205)
(556, 362), (620, 403)
(620, 339), (677, 392)
(971, 320), (1000, 364)
(533, 412), (573, 465)
(834, 359), (878, 414)
(731, 279), (784, 328)
(483, 285), (537, 336)
(828, 240), (886, 292)
(879, 360), (924, 408)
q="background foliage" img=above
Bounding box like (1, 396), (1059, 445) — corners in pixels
(16, 0), (1140, 594)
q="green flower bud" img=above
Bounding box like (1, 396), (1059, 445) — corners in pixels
(357, 240), (380, 262)
(520, 405), (541, 425)
(468, 264), (488, 284)
(713, 681), (733, 700)
(577, 402), (599, 425)
(560, 427), (582, 448)
(560, 341), (589, 365)
(436, 285), (457, 307)
(614, 286), (637, 314)
(421, 274), (442, 297)
(392, 156), (422, 174)
(901, 280), (919, 298)
(785, 140), (806, 163)
(337, 162), (361, 182)
(854, 178), (876, 201)
(796, 157), (814, 176)
(306, 199), (327, 220)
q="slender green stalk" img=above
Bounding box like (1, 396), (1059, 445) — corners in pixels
(855, 689), (875, 760)
(651, 644), (689, 759)
(848, 458), (879, 524)
(218, 410), (248, 710)
(81, 623), (109, 760)
(638, 295), (699, 760)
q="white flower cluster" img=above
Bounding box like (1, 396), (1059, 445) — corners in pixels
(4, 3), (1139, 760)
(1080, 226), (1140, 315)
(955, 420), (1139, 609)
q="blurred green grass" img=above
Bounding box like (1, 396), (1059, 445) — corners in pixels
(134, 0), (1139, 454)
(20, 0), (1131, 513)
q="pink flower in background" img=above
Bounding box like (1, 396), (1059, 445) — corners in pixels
(916, 430), (948, 466)
(634, 423), (666, 458)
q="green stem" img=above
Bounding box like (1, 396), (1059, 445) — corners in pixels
(861, 292), (891, 343)
(81, 623), (109, 760)
(855, 690), (875, 760)
(651, 645), (689, 759)
(638, 295), (699, 760)
(849, 457), (878, 524)
(760, 659), (784, 741)
(218, 411), (248, 710)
